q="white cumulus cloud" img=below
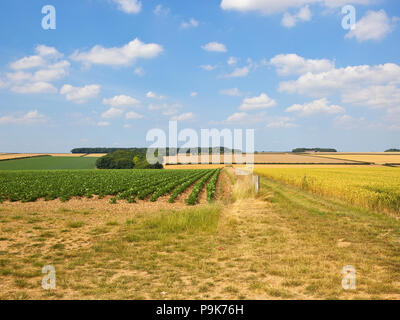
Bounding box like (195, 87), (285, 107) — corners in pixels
(224, 66), (250, 78)
(342, 85), (400, 110)
(146, 91), (165, 99)
(0, 110), (47, 125)
(286, 98), (345, 116)
(32, 60), (70, 82)
(60, 84), (100, 103)
(239, 93), (276, 111)
(279, 62), (400, 97)
(11, 82), (57, 94)
(103, 94), (140, 107)
(71, 38), (163, 67)
(112, 0), (141, 14)
(270, 53), (334, 76)
(202, 42), (227, 53)
(281, 6), (312, 28)
(10, 56), (45, 70)
(126, 111), (144, 119)
(345, 10), (398, 42)
(102, 107), (123, 119)
(224, 111), (267, 124)
(35, 45), (63, 58)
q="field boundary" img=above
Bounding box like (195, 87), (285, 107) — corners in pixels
(300, 153), (374, 164)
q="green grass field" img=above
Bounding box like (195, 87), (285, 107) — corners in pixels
(0, 156), (98, 170)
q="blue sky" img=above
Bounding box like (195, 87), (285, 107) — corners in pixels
(0, 0), (399, 152)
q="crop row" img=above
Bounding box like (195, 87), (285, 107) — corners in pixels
(186, 170), (217, 205)
(151, 170), (209, 202)
(206, 169), (220, 202)
(169, 171), (209, 203)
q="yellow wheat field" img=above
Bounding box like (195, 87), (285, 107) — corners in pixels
(255, 166), (400, 215)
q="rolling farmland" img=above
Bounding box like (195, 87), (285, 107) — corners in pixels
(1, 158), (400, 300)
(1, 152), (400, 300)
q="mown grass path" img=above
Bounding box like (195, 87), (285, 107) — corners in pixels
(248, 177), (400, 299)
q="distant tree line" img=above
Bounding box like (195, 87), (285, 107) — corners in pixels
(72, 147), (147, 154)
(385, 149), (400, 152)
(292, 148), (337, 153)
(72, 147), (240, 155)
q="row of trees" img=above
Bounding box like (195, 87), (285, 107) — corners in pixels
(292, 148), (337, 153)
(71, 147), (147, 154)
(72, 147), (240, 155)
(95, 150), (163, 169)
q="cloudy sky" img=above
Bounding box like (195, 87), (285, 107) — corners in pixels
(0, 0), (399, 152)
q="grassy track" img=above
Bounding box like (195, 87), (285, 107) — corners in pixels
(0, 156), (99, 170)
(254, 177), (400, 299)
(1, 172), (400, 299)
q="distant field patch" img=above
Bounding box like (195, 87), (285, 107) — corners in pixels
(0, 154), (47, 161)
(83, 153), (108, 157)
(0, 156), (98, 170)
(311, 153), (400, 165)
(163, 153), (362, 165)
(47, 153), (86, 157)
